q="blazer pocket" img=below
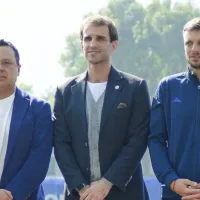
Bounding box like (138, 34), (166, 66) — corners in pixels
(117, 102), (128, 109)
(114, 105), (129, 117)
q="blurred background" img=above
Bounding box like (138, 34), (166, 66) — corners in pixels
(1, 0), (200, 179)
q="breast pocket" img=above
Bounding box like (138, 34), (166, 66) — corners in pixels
(114, 104), (129, 117)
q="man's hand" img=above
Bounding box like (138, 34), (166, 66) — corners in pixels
(181, 183), (200, 200)
(170, 179), (200, 197)
(79, 185), (89, 199)
(80, 179), (112, 200)
(0, 189), (13, 200)
(188, 184), (200, 189)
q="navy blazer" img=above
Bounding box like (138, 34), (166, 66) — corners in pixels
(0, 88), (53, 200)
(54, 67), (150, 200)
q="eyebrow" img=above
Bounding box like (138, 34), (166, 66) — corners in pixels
(84, 35), (107, 39)
(84, 36), (91, 39)
(1, 58), (13, 61)
(185, 40), (192, 44)
(97, 35), (106, 39)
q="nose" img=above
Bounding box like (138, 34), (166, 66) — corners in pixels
(191, 44), (200, 52)
(89, 38), (97, 47)
(0, 64), (5, 71)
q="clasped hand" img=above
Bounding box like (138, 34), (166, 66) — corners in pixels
(171, 179), (200, 200)
(0, 189), (13, 200)
(79, 180), (112, 200)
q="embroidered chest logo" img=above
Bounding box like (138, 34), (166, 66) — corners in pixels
(172, 97), (182, 103)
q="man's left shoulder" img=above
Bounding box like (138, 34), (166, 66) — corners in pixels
(19, 89), (51, 112)
(118, 70), (144, 84)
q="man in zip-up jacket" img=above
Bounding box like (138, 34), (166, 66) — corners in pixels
(148, 17), (200, 200)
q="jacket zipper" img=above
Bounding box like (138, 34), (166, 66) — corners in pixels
(193, 85), (200, 180)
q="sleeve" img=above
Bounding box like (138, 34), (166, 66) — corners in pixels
(148, 80), (179, 187)
(53, 87), (87, 193)
(6, 102), (53, 200)
(103, 80), (150, 192)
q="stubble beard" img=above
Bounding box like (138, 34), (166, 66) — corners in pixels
(188, 60), (200, 70)
(87, 54), (106, 65)
(87, 58), (101, 65)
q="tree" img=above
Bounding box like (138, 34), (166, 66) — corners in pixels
(59, 0), (200, 97)
(60, 34), (87, 76)
(41, 86), (56, 108)
(17, 81), (33, 94)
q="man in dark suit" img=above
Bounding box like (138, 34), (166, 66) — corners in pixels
(54, 15), (150, 200)
(0, 39), (53, 200)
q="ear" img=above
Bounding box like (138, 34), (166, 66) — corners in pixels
(80, 41), (83, 50)
(111, 40), (118, 52)
(17, 65), (21, 76)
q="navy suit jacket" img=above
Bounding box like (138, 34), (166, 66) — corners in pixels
(0, 88), (53, 200)
(54, 67), (150, 200)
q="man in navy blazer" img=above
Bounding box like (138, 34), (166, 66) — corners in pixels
(54, 15), (150, 200)
(0, 39), (53, 200)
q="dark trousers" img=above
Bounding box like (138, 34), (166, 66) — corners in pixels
(162, 198), (181, 200)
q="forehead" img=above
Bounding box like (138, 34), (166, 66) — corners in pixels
(82, 24), (110, 38)
(183, 30), (200, 41)
(0, 46), (15, 60)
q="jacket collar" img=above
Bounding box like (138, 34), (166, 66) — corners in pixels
(186, 65), (200, 84)
(74, 65), (123, 83)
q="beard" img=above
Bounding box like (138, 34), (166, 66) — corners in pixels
(189, 63), (200, 69)
(191, 64), (200, 69)
(187, 59), (200, 69)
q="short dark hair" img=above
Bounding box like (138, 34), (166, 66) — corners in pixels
(80, 15), (118, 42)
(183, 17), (200, 32)
(0, 39), (20, 65)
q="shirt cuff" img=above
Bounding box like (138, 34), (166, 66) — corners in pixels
(101, 177), (113, 187)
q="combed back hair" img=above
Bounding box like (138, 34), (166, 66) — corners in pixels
(0, 39), (20, 65)
(183, 17), (200, 32)
(80, 15), (118, 42)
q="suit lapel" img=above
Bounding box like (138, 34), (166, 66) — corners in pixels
(71, 71), (88, 136)
(4, 88), (29, 167)
(70, 68), (124, 136)
(100, 67), (124, 131)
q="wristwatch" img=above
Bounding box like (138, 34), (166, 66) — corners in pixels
(76, 183), (86, 193)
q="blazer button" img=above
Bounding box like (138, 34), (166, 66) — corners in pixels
(85, 142), (88, 147)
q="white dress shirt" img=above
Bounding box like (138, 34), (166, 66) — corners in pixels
(0, 93), (15, 180)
